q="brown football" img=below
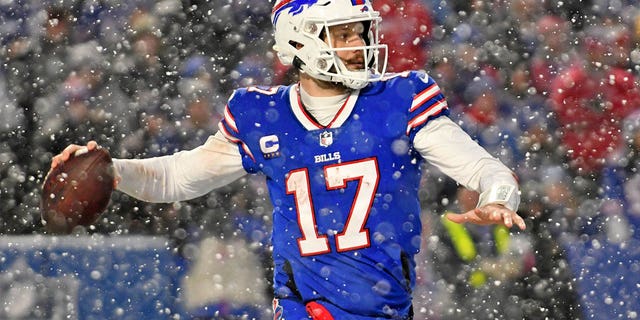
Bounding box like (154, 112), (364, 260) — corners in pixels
(41, 147), (114, 234)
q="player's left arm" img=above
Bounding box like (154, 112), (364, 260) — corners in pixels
(414, 116), (525, 230)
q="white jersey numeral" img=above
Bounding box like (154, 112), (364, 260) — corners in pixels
(286, 158), (380, 256)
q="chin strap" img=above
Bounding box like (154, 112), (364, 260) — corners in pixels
(294, 55), (369, 90)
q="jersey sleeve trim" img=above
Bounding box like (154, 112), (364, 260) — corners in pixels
(406, 99), (448, 135)
(410, 83), (441, 112)
(223, 104), (239, 133)
(218, 122), (256, 162)
(219, 108), (256, 162)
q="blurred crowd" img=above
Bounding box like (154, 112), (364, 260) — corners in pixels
(1, 0), (640, 318)
(0, 0), (274, 238)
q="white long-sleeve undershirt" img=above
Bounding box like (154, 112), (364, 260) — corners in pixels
(114, 91), (520, 210)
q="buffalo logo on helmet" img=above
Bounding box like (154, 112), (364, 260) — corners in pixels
(272, 0), (369, 24)
(272, 0), (319, 24)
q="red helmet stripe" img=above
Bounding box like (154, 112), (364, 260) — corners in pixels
(272, 0), (295, 14)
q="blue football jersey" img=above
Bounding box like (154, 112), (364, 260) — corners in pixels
(219, 71), (449, 317)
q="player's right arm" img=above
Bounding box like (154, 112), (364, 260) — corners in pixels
(50, 131), (247, 203)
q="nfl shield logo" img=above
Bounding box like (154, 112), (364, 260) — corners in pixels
(319, 131), (333, 147)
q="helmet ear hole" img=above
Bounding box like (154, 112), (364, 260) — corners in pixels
(293, 56), (305, 70)
(289, 40), (303, 49)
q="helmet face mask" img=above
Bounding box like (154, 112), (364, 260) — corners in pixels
(272, 0), (388, 89)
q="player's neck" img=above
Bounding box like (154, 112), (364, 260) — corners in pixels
(299, 72), (351, 97)
(298, 79), (349, 127)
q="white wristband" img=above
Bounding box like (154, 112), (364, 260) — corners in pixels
(477, 184), (520, 211)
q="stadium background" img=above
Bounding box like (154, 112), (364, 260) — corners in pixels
(0, 0), (639, 318)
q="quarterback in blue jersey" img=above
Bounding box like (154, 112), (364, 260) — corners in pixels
(52, 0), (526, 319)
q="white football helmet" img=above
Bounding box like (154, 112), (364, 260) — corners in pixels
(271, 0), (388, 89)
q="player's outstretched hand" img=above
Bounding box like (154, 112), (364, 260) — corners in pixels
(51, 141), (99, 169)
(445, 203), (526, 230)
(50, 141), (120, 188)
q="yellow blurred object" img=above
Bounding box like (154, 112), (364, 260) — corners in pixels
(441, 214), (511, 288)
(469, 270), (488, 288)
(441, 215), (477, 262)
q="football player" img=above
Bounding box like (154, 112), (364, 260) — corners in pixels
(52, 0), (525, 318)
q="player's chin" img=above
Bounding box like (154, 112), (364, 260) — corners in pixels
(346, 63), (365, 71)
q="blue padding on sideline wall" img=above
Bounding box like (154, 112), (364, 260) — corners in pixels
(0, 235), (185, 319)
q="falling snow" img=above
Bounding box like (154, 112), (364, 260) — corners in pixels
(0, 0), (639, 319)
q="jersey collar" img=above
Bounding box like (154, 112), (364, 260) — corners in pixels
(289, 83), (360, 130)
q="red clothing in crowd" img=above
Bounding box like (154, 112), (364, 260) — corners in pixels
(550, 65), (640, 174)
(373, 0), (432, 72)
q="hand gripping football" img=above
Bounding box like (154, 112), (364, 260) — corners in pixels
(41, 147), (114, 233)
